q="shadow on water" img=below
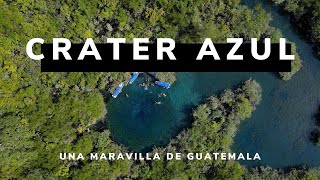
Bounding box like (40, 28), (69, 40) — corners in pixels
(138, 104), (196, 153)
(314, 106), (320, 126)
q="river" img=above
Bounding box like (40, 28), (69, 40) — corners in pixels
(107, 0), (320, 168)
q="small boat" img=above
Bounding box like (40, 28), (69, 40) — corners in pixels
(112, 83), (124, 98)
(129, 72), (139, 84)
(155, 81), (171, 89)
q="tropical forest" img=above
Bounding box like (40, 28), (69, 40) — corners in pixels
(1, 0), (320, 179)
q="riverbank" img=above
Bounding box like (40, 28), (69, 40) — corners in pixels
(270, 0), (320, 55)
(107, 79), (319, 179)
(2, 0), (320, 178)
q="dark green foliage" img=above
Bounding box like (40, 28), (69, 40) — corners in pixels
(0, 0), (314, 178)
(156, 72), (176, 84)
(279, 44), (303, 80)
(245, 166), (320, 180)
(272, 0), (320, 54)
(235, 97), (253, 120)
(133, 79), (262, 179)
(264, 26), (303, 80)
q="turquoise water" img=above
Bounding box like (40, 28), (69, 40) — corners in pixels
(107, 1), (320, 168)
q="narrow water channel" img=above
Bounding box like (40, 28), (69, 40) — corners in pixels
(107, 0), (320, 168)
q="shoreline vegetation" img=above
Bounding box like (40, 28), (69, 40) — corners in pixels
(270, 0), (320, 149)
(0, 0), (317, 179)
(271, 0), (320, 55)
